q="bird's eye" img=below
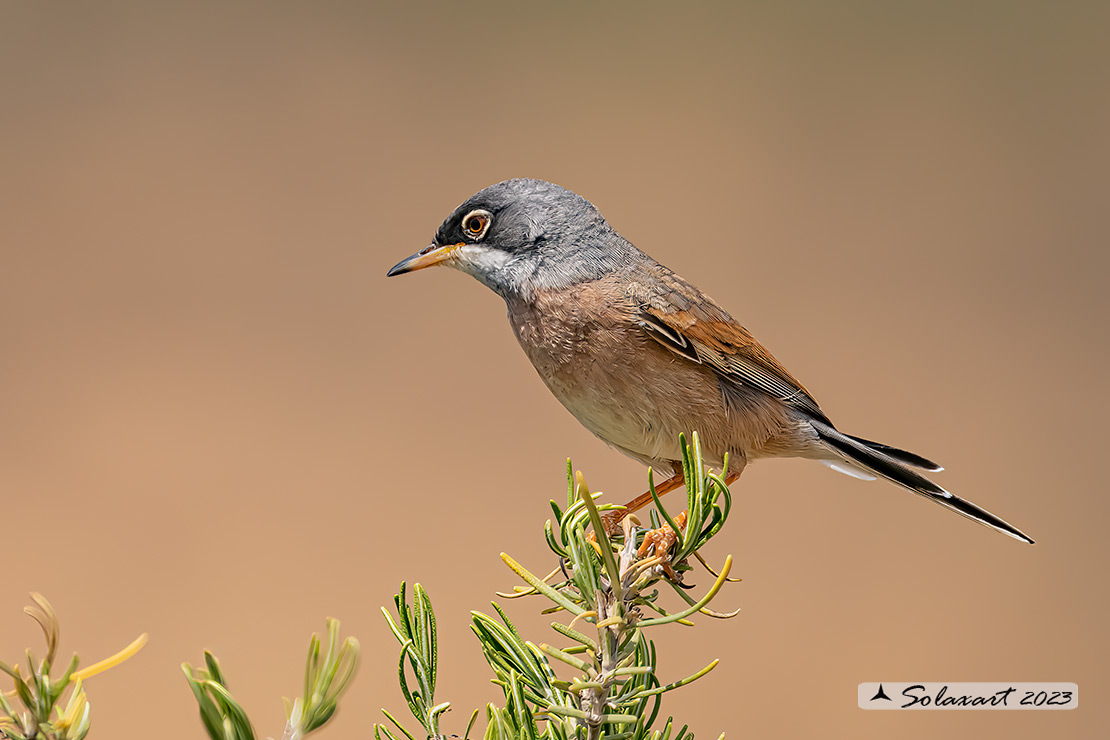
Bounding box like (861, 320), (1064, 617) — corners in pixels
(462, 210), (492, 239)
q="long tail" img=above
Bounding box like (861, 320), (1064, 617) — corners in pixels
(810, 419), (1034, 544)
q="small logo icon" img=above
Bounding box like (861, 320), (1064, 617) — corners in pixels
(870, 684), (892, 702)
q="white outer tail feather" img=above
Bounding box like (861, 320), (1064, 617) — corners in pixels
(821, 459), (878, 481)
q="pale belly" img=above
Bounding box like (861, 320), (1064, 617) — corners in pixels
(507, 295), (783, 472)
(543, 357), (696, 467)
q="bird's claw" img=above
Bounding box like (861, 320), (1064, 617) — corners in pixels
(636, 510), (688, 581)
(600, 510), (626, 536)
(586, 510), (628, 545)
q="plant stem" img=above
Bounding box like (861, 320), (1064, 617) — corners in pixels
(583, 519), (644, 740)
(584, 585), (619, 740)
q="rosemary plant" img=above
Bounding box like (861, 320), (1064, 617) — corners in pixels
(7, 433), (732, 740)
(376, 433), (736, 740)
(182, 618), (359, 740)
(0, 594), (147, 740)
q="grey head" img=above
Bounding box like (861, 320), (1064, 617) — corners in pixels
(386, 179), (637, 299)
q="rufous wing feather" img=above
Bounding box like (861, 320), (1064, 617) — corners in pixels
(636, 301), (829, 423)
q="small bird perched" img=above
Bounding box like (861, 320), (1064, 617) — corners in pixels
(387, 179), (1033, 544)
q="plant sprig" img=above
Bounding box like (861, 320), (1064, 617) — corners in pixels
(1, 593), (146, 740)
(378, 432), (735, 739)
(182, 618), (359, 740)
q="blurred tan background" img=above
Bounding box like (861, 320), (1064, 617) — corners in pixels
(2, 1), (1107, 738)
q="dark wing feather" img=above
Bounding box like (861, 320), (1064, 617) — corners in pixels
(633, 273), (829, 423)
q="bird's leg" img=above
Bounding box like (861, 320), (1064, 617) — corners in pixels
(600, 468), (740, 536)
(634, 472), (739, 550)
(598, 471), (686, 535)
(623, 470), (742, 580)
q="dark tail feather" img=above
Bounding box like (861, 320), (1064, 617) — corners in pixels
(812, 420), (1034, 544)
(843, 434), (944, 472)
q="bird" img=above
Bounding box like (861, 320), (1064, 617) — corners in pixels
(386, 178), (1033, 544)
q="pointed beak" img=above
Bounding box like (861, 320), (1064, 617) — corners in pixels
(386, 243), (463, 277)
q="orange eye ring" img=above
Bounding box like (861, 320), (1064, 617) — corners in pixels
(461, 209), (492, 239)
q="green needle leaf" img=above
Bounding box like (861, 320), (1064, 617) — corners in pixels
(637, 555), (734, 627)
(631, 659), (720, 698)
(501, 553), (585, 616)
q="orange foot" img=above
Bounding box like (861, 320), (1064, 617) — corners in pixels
(637, 510), (688, 580)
